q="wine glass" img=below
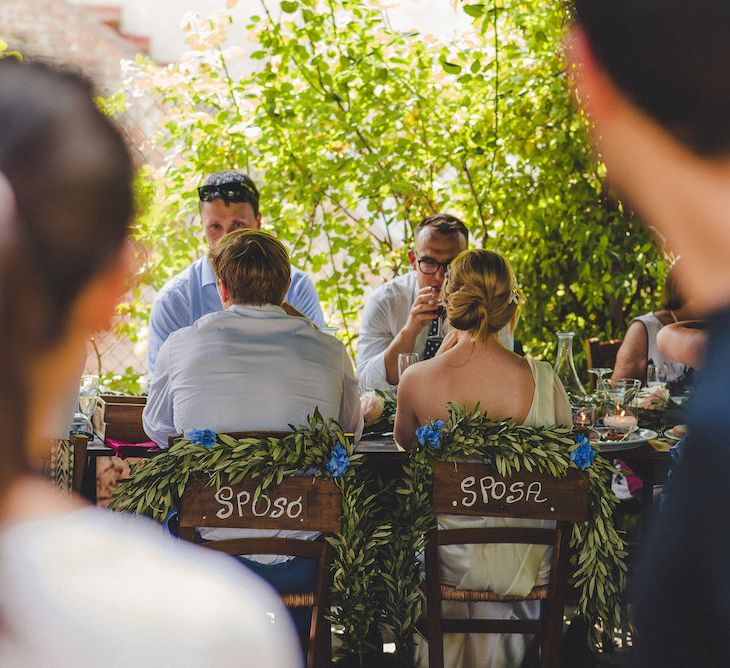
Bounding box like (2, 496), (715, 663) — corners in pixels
(588, 367), (612, 392)
(398, 353), (420, 381)
(78, 374), (99, 436)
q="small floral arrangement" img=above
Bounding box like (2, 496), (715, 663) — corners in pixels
(637, 385), (671, 410)
(569, 433), (597, 470)
(186, 428), (217, 448)
(359, 388), (396, 430)
(360, 390), (386, 425)
(415, 419), (446, 450)
(325, 441), (350, 478)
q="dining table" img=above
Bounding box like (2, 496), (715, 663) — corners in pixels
(76, 431), (408, 503)
(76, 429), (672, 543)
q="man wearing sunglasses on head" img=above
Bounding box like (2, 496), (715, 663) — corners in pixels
(147, 170), (324, 374)
(357, 213), (513, 391)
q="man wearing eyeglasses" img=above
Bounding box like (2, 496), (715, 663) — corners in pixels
(147, 170), (324, 374)
(357, 213), (508, 391)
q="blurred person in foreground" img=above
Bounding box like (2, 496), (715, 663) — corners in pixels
(570, 1), (730, 663)
(146, 169), (324, 375)
(0, 60), (300, 667)
(394, 249), (571, 668)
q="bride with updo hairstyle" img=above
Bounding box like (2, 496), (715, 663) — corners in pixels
(394, 248), (571, 668)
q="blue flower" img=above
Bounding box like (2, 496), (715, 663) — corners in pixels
(325, 441), (349, 478)
(187, 428), (217, 448)
(416, 419), (446, 450)
(570, 434), (597, 470)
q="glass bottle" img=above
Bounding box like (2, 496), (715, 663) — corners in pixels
(554, 331), (587, 404)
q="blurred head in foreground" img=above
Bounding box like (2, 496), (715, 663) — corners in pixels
(569, 0), (730, 313)
(0, 59), (134, 492)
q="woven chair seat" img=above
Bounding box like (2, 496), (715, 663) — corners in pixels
(440, 583), (549, 603)
(282, 591), (315, 607)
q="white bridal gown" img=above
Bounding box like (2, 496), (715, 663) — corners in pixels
(415, 358), (572, 668)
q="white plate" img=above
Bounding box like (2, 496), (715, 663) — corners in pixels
(591, 428), (658, 452)
(664, 425), (687, 442)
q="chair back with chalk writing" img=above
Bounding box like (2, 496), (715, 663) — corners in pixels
(420, 462), (589, 668)
(176, 431), (341, 668)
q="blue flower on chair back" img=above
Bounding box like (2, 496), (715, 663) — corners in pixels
(187, 429), (217, 448)
(416, 419), (446, 450)
(570, 433), (597, 470)
(325, 441), (349, 478)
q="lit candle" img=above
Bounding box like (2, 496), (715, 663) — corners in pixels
(573, 411), (588, 427)
(572, 405), (595, 428)
(603, 414), (638, 431)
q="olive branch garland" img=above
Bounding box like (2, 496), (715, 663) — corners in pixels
(382, 403), (627, 653)
(110, 410), (387, 662)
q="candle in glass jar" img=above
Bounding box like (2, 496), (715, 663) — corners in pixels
(603, 414), (638, 430)
(572, 405), (595, 427)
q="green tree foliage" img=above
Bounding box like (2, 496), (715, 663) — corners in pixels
(0, 39), (22, 60)
(119, 0), (665, 365)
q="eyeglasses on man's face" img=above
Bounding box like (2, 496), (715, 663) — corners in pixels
(416, 256), (451, 275)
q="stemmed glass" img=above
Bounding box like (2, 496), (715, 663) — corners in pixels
(588, 368), (612, 392)
(77, 374), (99, 436)
(398, 353), (420, 382)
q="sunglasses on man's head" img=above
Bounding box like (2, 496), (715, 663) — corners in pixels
(197, 182), (258, 203)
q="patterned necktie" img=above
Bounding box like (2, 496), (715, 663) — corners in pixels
(423, 317), (442, 360)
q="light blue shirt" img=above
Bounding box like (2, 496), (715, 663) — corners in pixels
(147, 255), (324, 373)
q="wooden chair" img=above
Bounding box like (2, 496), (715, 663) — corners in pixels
(177, 441), (341, 668)
(70, 433), (89, 495)
(585, 337), (622, 376)
(420, 462), (589, 668)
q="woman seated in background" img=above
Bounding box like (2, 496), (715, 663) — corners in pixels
(657, 320), (707, 370)
(0, 60), (299, 667)
(394, 249), (571, 668)
(612, 265), (697, 393)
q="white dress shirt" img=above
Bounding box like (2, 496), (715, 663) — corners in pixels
(143, 304), (363, 560)
(356, 271), (514, 391)
(147, 255), (324, 374)
(144, 303), (362, 447)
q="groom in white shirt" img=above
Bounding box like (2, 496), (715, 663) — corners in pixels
(143, 228), (361, 645)
(143, 229), (362, 447)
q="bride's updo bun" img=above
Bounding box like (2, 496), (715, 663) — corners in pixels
(442, 249), (520, 343)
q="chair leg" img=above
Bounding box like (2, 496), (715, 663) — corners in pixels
(307, 542), (333, 668)
(424, 530), (445, 668)
(540, 528), (570, 668)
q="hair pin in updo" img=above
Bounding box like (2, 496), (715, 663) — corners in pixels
(508, 283), (522, 306)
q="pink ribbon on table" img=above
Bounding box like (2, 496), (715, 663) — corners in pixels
(104, 438), (161, 459)
(616, 458), (644, 495)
